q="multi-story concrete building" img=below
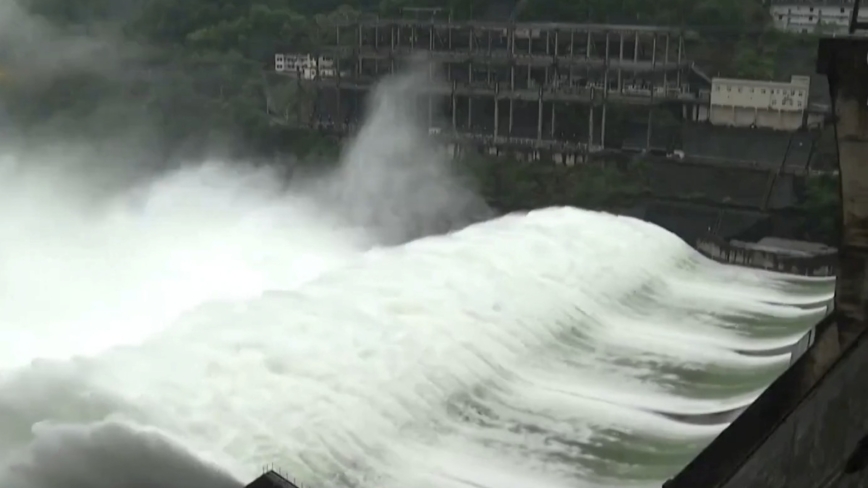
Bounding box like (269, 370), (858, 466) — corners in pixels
(267, 19), (829, 172)
(275, 19), (713, 162)
(769, 0), (867, 33)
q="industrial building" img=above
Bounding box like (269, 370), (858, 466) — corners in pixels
(250, 29), (868, 487)
(269, 17), (832, 165)
(249, 6), (868, 487)
(273, 18), (710, 162)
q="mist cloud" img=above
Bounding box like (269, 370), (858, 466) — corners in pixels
(1, 420), (243, 488)
(0, 0), (131, 82)
(0, 10), (493, 488)
(306, 61), (493, 244)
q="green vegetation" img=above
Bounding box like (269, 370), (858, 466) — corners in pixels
(465, 152), (648, 211)
(0, 0), (839, 241)
(798, 173), (840, 244)
(2, 0), (814, 153)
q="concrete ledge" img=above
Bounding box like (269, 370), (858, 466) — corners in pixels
(696, 235), (837, 276)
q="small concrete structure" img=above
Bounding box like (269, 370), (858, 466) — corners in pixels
(707, 75), (813, 130)
(696, 235), (837, 276)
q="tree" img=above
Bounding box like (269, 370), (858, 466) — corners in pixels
(799, 174), (839, 244)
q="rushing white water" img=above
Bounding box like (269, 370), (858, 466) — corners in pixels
(0, 204), (833, 488)
(0, 69), (834, 488)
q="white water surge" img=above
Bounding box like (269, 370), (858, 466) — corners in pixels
(0, 70), (834, 488)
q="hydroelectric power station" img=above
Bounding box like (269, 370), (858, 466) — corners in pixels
(249, 5), (868, 488)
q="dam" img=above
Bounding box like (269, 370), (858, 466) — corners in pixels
(0, 12), (860, 488)
(245, 16), (866, 488)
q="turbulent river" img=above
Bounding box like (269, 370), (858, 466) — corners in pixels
(0, 71), (833, 488)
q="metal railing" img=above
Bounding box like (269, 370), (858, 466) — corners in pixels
(260, 464), (307, 488)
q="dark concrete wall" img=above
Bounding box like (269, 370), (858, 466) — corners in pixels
(695, 236), (837, 276)
(717, 328), (868, 488)
(644, 160), (776, 207)
(638, 201), (767, 243)
(681, 124), (810, 170)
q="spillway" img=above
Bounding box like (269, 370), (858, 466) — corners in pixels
(0, 201), (834, 488)
(0, 63), (836, 488)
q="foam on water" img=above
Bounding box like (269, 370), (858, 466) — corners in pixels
(0, 67), (835, 488)
(0, 159), (367, 368)
(0, 206), (833, 488)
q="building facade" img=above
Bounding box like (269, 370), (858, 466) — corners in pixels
(704, 75), (813, 130)
(274, 54), (337, 79)
(769, 0), (866, 33)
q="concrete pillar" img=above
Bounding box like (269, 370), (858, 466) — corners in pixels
(663, 33), (670, 90)
(494, 88), (499, 137)
(551, 103), (556, 138)
(510, 26), (515, 55)
(357, 26), (364, 75)
(467, 67), (473, 129)
(604, 32), (610, 91)
(509, 99), (514, 137)
(677, 34), (684, 89)
(336, 57), (342, 130)
(618, 32), (624, 91)
(390, 26), (395, 74)
(646, 108), (654, 150)
(526, 27), (533, 88)
(651, 34), (657, 93)
(451, 81), (457, 132)
(537, 86), (544, 139)
(427, 62), (433, 130)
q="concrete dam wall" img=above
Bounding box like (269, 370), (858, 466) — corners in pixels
(696, 236), (837, 277)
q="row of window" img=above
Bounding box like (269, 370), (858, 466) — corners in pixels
(786, 7), (849, 13)
(779, 14), (849, 21)
(714, 85), (805, 97)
